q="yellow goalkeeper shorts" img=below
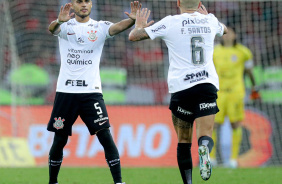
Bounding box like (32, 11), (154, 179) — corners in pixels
(214, 91), (245, 124)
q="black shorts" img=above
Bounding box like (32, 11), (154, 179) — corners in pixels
(47, 92), (110, 136)
(169, 83), (219, 123)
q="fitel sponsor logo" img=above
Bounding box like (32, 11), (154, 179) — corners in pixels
(65, 80), (88, 87)
(177, 106), (192, 115)
(151, 25), (166, 33)
(184, 70), (209, 83)
(182, 18), (208, 26)
(199, 102), (216, 110)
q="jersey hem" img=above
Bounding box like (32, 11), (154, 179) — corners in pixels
(169, 81), (218, 94)
(56, 90), (103, 94)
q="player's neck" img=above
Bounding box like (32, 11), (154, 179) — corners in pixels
(180, 8), (197, 14)
(75, 15), (90, 23)
(179, 7), (197, 14)
(223, 41), (234, 47)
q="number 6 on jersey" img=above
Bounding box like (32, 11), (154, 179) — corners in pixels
(191, 36), (205, 65)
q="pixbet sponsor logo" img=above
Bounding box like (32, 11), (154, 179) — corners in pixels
(199, 102), (216, 110)
(65, 80), (88, 87)
(182, 18), (208, 26)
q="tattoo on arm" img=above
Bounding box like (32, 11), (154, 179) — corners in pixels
(132, 28), (150, 41)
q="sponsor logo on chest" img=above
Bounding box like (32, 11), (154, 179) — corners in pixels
(65, 80), (88, 87)
(184, 70), (209, 83)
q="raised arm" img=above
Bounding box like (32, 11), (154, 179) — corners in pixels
(48, 3), (74, 35)
(128, 8), (154, 41)
(197, 4), (228, 34)
(108, 1), (141, 36)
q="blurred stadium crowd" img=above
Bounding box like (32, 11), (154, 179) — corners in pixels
(0, 0), (281, 105)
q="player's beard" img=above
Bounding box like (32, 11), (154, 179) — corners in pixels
(75, 9), (91, 19)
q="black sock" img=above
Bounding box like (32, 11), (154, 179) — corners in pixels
(49, 133), (68, 184)
(177, 143), (192, 184)
(97, 129), (122, 183)
(198, 136), (214, 153)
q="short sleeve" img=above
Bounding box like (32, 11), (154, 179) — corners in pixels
(208, 13), (224, 37)
(244, 47), (253, 61)
(144, 16), (171, 40)
(56, 23), (68, 40)
(100, 21), (114, 39)
(241, 46), (253, 69)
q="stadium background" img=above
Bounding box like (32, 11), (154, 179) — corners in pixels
(0, 0), (281, 170)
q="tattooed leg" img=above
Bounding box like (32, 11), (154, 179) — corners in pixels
(172, 113), (194, 184)
(172, 113), (193, 143)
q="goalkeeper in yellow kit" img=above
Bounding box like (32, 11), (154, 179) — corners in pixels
(211, 27), (260, 168)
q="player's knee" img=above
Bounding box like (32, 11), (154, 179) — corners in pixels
(52, 133), (68, 149)
(97, 128), (118, 152)
(96, 128), (112, 144)
(178, 133), (192, 143)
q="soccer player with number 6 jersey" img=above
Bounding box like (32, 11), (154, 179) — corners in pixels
(129, 0), (227, 183)
(47, 1), (143, 184)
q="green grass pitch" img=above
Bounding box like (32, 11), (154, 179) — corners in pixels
(0, 167), (281, 184)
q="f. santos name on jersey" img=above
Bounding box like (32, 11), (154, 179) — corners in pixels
(181, 27), (211, 35)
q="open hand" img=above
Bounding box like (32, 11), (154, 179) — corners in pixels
(124, 1), (142, 20)
(58, 3), (74, 22)
(135, 8), (154, 28)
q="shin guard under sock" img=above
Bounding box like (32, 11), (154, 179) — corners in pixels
(177, 143), (193, 184)
(97, 129), (122, 183)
